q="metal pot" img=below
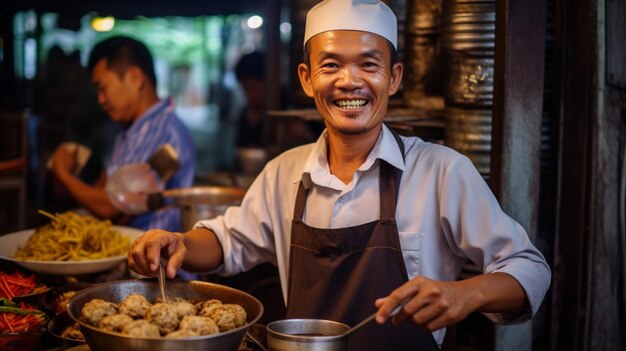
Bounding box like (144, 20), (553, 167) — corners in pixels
(147, 186), (247, 231)
(67, 279), (263, 351)
(266, 319), (350, 351)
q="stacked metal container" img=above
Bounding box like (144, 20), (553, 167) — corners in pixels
(440, 0), (495, 176)
(402, 0), (444, 108)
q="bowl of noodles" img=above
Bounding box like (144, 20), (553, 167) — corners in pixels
(0, 211), (142, 275)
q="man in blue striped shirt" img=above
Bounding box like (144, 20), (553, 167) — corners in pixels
(50, 36), (195, 232)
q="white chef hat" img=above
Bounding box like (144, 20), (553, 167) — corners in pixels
(303, 0), (398, 49)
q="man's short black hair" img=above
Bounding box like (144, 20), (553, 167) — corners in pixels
(303, 38), (399, 69)
(235, 51), (265, 81)
(88, 36), (157, 88)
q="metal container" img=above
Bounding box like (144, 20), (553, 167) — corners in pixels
(47, 311), (86, 347)
(444, 107), (492, 175)
(148, 186), (247, 231)
(266, 319), (350, 351)
(403, 0), (444, 106)
(441, 0), (495, 108)
(67, 279), (264, 351)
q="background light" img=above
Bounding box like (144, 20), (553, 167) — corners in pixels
(246, 15), (263, 29)
(279, 22), (291, 33)
(92, 17), (115, 32)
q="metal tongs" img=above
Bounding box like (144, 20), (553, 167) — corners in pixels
(158, 262), (167, 304)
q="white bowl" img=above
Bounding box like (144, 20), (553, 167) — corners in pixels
(0, 226), (142, 275)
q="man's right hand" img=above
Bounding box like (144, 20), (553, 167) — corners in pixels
(128, 229), (187, 279)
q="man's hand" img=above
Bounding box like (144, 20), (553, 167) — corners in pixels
(374, 272), (527, 331)
(374, 276), (474, 331)
(51, 145), (78, 177)
(128, 229), (187, 279)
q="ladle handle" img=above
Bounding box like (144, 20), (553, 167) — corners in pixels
(347, 298), (408, 336)
(348, 312), (378, 335)
(147, 192), (165, 210)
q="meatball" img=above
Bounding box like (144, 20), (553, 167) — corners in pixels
(178, 315), (219, 335)
(170, 301), (197, 320)
(154, 296), (188, 304)
(81, 299), (118, 326)
(99, 314), (133, 333)
(118, 294), (151, 319)
(61, 323), (84, 341)
(144, 303), (179, 335)
(199, 303), (247, 331)
(165, 329), (199, 338)
(195, 299), (222, 312)
(122, 319), (160, 338)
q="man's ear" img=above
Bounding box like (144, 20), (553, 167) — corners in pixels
(388, 63), (403, 96)
(125, 66), (145, 90)
(297, 63), (314, 98)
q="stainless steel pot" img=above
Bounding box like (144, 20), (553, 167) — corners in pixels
(67, 279), (263, 351)
(266, 319), (350, 351)
(147, 186), (247, 231)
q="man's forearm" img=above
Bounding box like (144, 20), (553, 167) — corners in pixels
(180, 227), (224, 272)
(55, 170), (119, 219)
(459, 272), (527, 314)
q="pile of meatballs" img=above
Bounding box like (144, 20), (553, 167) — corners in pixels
(80, 294), (247, 338)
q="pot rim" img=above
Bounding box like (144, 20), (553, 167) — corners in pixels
(266, 318), (350, 342)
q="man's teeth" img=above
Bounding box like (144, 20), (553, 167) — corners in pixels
(336, 99), (367, 109)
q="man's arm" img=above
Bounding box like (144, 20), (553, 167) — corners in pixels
(128, 227), (224, 278)
(375, 272), (526, 331)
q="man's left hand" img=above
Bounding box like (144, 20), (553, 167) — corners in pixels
(374, 275), (475, 331)
(51, 145), (78, 177)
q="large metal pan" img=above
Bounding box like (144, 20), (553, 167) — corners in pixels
(67, 279), (263, 351)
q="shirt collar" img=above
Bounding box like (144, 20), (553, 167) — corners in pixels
(123, 98), (172, 136)
(295, 124), (406, 188)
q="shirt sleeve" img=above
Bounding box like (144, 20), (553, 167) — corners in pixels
(439, 155), (551, 324)
(193, 168), (278, 276)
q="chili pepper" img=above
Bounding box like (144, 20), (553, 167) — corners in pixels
(0, 299), (47, 334)
(0, 271), (43, 299)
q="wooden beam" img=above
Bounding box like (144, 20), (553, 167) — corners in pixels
(491, 0), (547, 349)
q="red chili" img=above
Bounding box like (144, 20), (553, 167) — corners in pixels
(0, 272), (38, 299)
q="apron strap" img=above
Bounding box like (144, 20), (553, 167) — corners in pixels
(380, 125), (405, 219)
(292, 180), (308, 222)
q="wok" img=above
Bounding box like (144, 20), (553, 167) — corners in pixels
(67, 279), (263, 351)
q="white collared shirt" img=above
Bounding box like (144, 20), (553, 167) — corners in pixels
(196, 125), (551, 344)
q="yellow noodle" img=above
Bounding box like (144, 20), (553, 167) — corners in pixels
(15, 210), (131, 261)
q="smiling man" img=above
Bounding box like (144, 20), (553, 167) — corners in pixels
(50, 36), (195, 232)
(129, 1), (551, 350)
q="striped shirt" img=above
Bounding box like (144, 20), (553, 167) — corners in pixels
(107, 98), (195, 232)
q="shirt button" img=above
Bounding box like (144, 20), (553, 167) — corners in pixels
(338, 196), (344, 203)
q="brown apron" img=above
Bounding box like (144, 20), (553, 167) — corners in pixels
(287, 130), (440, 350)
